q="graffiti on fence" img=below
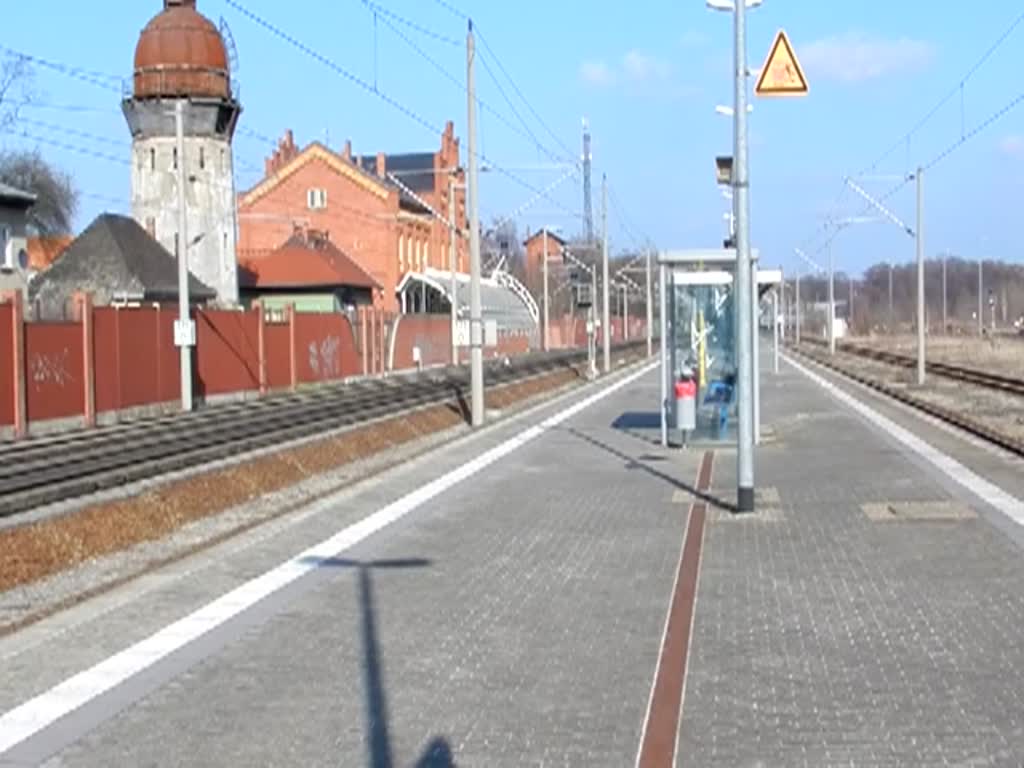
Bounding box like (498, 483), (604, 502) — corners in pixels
(308, 335), (341, 380)
(30, 348), (73, 391)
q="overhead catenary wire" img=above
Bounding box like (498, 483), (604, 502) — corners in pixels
(365, 2), (567, 166)
(799, 9), (1024, 255)
(224, 0), (581, 222)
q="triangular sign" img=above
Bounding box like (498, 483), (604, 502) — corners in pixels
(755, 30), (809, 98)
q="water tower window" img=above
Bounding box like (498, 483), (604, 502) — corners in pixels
(173, 148), (178, 170)
(199, 147), (205, 170)
(150, 148), (156, 171)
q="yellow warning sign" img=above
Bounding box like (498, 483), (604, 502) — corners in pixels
(755, 30), (808, 98)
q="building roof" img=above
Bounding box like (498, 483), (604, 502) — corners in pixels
(239, 141), (390, 208)
(358, 152), (437, 214)
(239, 229), (381, 290)
(0, 181), (37, 209)
(132, 0), (231, 100)
(524, 228), (567, 247)
(29, 213), (215, 302)
(26, 235), (73, 272)
(397, 267), (538, 332)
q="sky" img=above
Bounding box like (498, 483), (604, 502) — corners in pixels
(3, 0), (1024, 278)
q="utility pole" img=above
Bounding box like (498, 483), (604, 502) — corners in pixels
(174, 100), (193, 412)
(772, 289), (779, 374)
(941, 253), (947, 335)
(623, 284), (629, 341)
(590, 267), (597, 377)
(582, 118), (594, 243)
(978, 260), (984, 336)
(848, 274), (854, 335)
(915, 167), (925, 386)
(542, 229), (550, 351)
(733, 0), (755, 512)
(466, 20), (484, 425)
(888, 262), (894, 332)
(646, 248), (653, 357)
(448, 173), (458, 365)
(601, 174), (610, 374)
(828, 241), (835, 355)
(795, 269), (801, 345)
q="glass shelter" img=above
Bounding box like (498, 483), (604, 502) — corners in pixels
(658, 249), (781, 447)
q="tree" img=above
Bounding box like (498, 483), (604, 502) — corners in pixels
(0, 52), (33, 133)
(0, 149), (79, 236)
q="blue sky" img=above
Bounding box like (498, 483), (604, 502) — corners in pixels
(3, 0), (1023, 277)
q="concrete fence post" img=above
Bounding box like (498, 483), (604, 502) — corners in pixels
(5, 291), (26, 439)
(287, 303), (297, 391)
(255, 301), (267, 396)
(74, 292), (96, 428)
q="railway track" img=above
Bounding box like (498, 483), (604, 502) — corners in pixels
(792, 343), (1024, 459)
(801, 337), (1024, 397)
(0, 344), (645, 518)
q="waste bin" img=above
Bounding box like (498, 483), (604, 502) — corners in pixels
(674, 370), (697, 440)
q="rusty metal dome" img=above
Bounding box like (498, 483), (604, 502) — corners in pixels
(132, 0), (231, 100)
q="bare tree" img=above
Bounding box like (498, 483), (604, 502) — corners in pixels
(0, 149), (79, 235)
(0, 52), (33, 132)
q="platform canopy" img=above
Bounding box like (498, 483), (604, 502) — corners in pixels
(396, 267), (538, 333)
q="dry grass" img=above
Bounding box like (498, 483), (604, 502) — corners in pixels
(0, 366), (585, 593)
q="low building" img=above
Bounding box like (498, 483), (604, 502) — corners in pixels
(29, 213), (215, 319)
(238, 227), (382, 315)
(0, 182), (36, 299)
(237, 122), (466, 312)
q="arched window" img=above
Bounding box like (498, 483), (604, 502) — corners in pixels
(398, 235), (406, 272)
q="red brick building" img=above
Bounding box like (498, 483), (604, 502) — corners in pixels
(237, 122), (467, 312)
(522, 228), (567, 287)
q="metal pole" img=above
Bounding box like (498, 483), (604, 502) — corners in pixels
(751, 273), (760, 445)
(848, 275), (854, 335)
(646, 249), (653, 357)
(590, 267), (597, 377)
(915, 167), (925, 386)
(888, 262), (894, 332)
(733, 0), (754, 512)
(978, 260), (983, 336)
(542, 229), (549, 352)
(828, 242), (835, 355)
(795, 270), (801, 345)
(466, 21), (484, 425)
(772, 289), (779, 374)
(174, 100), (193, 412)
(448, 173), (458, 365)
(601, 175), (610, 374)
(660, 262), (668, 447)
(618, 284), (626, 342)
(941, 253), (947, 335)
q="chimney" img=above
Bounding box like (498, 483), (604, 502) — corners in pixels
(343, 140), (352, 160)
(375, 151), (386, 178)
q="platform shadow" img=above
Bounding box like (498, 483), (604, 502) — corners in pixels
(299, 556), (456, 768)
(611, 411), (666, 447)
(562, 426), (737, 513)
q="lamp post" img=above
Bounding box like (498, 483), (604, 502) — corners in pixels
(707, 0), (761, 513)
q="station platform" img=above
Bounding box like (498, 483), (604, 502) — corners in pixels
(3, 350), (1024, 766)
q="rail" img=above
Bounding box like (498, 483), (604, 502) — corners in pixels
(0, 343), (647, 518)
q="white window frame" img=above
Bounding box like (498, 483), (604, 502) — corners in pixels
(307, 188), (328, 210)
(0, 226), (10, 271)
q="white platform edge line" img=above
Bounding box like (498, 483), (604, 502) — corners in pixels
(0, 362), (658, 755)
(785, 354), (1024, 525)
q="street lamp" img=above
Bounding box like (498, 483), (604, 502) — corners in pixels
(707, 0), (761, 513)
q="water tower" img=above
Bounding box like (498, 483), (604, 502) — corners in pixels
(122, 0), (242, 305)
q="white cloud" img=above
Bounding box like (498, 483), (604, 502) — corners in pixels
(999, 135), (1024, 157)
(798, 33), (935, 83)
(580, 50), (672, 88)
(580, 60), (616, 87)
(622, 50), (672, 82)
